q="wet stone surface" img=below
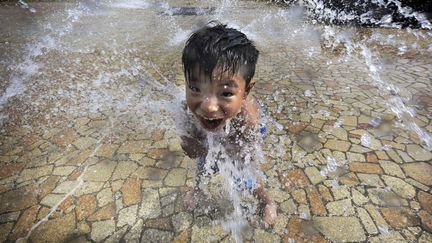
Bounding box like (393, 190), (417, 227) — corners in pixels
(0, 0), (432, 242)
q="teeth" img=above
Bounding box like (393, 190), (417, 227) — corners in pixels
(205, 118), (220, 121)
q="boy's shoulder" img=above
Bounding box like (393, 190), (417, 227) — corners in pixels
(239, 95), (260, 130)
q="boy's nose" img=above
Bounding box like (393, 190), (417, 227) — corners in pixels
(200, 96), (219, 114)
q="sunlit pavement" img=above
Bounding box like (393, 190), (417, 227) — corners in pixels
(0, 0), (431, 242)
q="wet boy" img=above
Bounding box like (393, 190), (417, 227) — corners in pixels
(180, 22), (277, 226)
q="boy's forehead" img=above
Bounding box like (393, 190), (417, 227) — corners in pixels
(190, 64), (242, 82)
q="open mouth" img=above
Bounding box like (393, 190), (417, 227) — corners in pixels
(198, 117), (224, 131)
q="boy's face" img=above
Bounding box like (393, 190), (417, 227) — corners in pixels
(186, 67), (253, 131)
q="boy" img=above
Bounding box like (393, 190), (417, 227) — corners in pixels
(180, 22), (277, 226)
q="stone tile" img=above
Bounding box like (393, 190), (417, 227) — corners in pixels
(52, 128), (78, 147)
(379, 160), (405, 178)
(326, 199), (355, 216)
(382, 175), (416, 199)
(84, 160), (116, 181)
(20, 165), (53, 179)
(306, 187), (327, 216)
(298, 204), (311, 220)
(368, 188), (406, 207)
(96, 144), (119, 158)
(0, 186), (38, 213)
(406, 144), (432, 161)
(0, 211), (20, 223)
(40, 194), (65, 207)
(381, 207), (419, 228)
(254, 228), (281, 242)
(369, 231), (406, 242)
(418, 191), (432, 214)
(164, 168), (187, 187)
(141, 229), (174, 242)
(75, 182), (104, 196)
(349, 162), (383, 174)
(9, 205), (39, 240)
(318, 185), (333, 202)
(52, 180), (80, 194)
(357, 207), (378, 234)
(30, 213), (76, 243)
(292, 189), (307, 204)
(73, 137), (97, 150)
(104, 226), (128, 243)
(172, 212), (193, 232)
(314, 217), (366, 242)
(136, 167), (168, 180)
(280, 199), (297, 215)
(0, 223), (13, 242)
(117, 140), (152, 154)
(304, 166), (325, 185)
(357, 173), (384, 187)
(324, 139), (350, 152)
(283, 215), (326, 243)
(387, 149), (403, 163)
(191, 224), (228, 242)
(121, 177), (141, 206)
(418, 210), (432, 232)
(279, 169), (310, 192)
(139, 188), (161, 219)
(88, 202), (116, 222)
(0, 162), (25, 179)
(331, 186), (350, 200)
(352, 189), (369, 205)
(339, 172), (360, 186)
(91, 219), (116, 242)
(76, 194), (96, 220)
(52, 166), (76, 176)
(117, 205), (138, 227)
(402, 162), (432, 186)
(111, 160), (138, 180)
(145, 217), (173, 231)
(364, 204), (388, 228)
(124, 219), (144, 242)
(346, 152), (365, 162)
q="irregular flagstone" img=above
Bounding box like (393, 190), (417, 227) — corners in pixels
(20, 165), (53, 179)
(357, 207), (378, 234)
(111, 160), (137, 180)
(0, 211), (20, 223)
(314, 216), (366, 242)
(139, 188), (161, 219)
(172, 230), (191, 243)
(91, 219), (116, 242)
(136, 166), (168, 180)
(117, 205), (138, 227)
(73, 136), (97, 150)
(406, 144), (432, 161)
(304, 166), (326, 185)
(381, 207), (419, 228)
(418, 210), (432, 232)
(0, 223), (13, 242)
(172, 213), (193, 232)
(9, 205), (39, 241)
(418, 191), (432, 214)
(324, 139), (350, 152)
(30, 212), (76, 243)
(191, 224), (228, 242)
(349, 162), (383, 174)
(121, 177), (141, 206)
(0, 162), (25, 179)
(52, 180), (80, 194)
(306, 187), (327, 216)
(52, 166), (76, 176)
(117, 140), (152, 154)
(95, 144), (119, 158)
(368, 188), (406, 207)
(254, 228), (281, 242)
(76, 194), (96, 220)
(40, 194), (65, 207)
(84, 160), (116, 181)
(279, 169), (310, 192)
(368, 231), (406, 243)
(339, 172), (360, 186)
(88, 202), (116, 222)
(382, 175), (416, 199)
(283, 215), (326, 242)
(326, 199), (355, 216)
(379, 161), (405, 178)
(402, 162), (432, 186)
(0, 186), (38, 213)
(104, 225), (128, 243)
(141, 229), (174, 242)
(75, 181), (104, 196)
(352, 189), (369, 205)
(124, 218), (143, 242)
(52, 128), (78, 147)
(357, 173), (384, 187)
(164, 168), (187, 187)
(96, 187), (113, 207)
(364, 204), (388, 228)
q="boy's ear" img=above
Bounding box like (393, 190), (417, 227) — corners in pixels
(244, 79), (256, 97)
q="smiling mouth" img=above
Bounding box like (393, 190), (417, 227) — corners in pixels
(198, 117), (224, 130)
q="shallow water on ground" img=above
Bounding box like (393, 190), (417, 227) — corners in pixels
(0, 0), (432, 242)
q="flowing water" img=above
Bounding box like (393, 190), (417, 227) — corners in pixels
(0, 0), (431, 242)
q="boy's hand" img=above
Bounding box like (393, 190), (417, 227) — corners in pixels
(181, 135), (207, 159)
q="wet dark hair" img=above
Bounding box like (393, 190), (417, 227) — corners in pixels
(182, 21), (259, 86)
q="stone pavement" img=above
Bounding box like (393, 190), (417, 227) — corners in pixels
(0, 0), (432, 242)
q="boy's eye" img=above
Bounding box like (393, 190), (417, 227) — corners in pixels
(222, 92), (233, 97)
(189, 85), (200, 93)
